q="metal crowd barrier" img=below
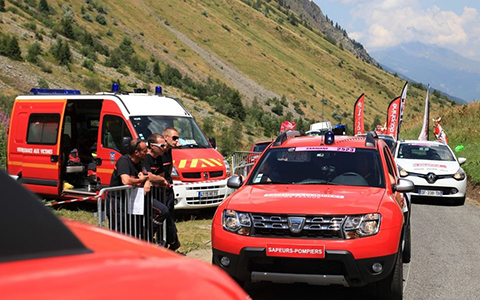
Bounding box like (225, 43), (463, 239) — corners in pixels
(96, 185), (167, 246)
(232, 151), (261, 177)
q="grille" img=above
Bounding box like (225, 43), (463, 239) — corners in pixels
(182, 172), (201, 179)
(249, 257), (345, 275)
(251, 213), (346, 239)
(210, 171), (224, 178)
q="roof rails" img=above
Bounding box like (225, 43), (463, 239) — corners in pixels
(365, 131), (378, 147)
(273, 131), (304, 146)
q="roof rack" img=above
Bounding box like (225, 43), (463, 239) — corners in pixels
(273, 131), (304, 146)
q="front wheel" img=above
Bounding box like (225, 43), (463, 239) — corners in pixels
(375, 250), (403, 300)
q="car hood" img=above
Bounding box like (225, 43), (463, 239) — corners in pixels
(397, 159), (459, 175)
(226, 185), (385, 214)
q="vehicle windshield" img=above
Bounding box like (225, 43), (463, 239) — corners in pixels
(253, 142), (270, 153)
(248, 147), (385, 188)
(397, 143), (455, 161)
(130, 116), (211, 148)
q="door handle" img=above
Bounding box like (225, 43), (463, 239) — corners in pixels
(50, 155), (59, 163)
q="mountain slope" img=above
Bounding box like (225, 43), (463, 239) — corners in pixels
(371, 42), (480, 102)
(0, 0), (456, 149)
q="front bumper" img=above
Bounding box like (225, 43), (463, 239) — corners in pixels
(172, 179), (234, 210)
(404, 176), (467, 198)
(213, 247), (397, 287)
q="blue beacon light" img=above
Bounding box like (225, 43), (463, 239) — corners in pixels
(112, 83), (119, 93)
(155, 86), (162, 95)
(325, 131), (335, 145)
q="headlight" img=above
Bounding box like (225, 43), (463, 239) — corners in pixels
(224, 159), (231, 176)
(453, 168), (465, 180)
(343, 213), (381, 239)
(171, 166), (179, 177)
(222, 209), (251, 235)
(397, 165), (409, 177)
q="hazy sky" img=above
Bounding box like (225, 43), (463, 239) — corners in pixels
(313, 0), (480, 60)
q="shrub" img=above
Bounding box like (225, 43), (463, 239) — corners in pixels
(95, 13), (107, 25)
(82, 59), (95, 71)
(26, 42), (43, 64)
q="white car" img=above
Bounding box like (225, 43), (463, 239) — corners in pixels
(395, 140), (467, 205)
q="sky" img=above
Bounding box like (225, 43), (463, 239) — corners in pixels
(312, 0), (480, 60)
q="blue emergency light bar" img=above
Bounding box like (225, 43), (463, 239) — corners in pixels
(30, 88), (81, 95)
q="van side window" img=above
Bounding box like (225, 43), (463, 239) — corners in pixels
(102, 115), (132, 154)
(26, 114), (60, 145)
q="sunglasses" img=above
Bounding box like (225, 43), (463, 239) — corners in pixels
(151, 143), (166, 149)
(171, 136), (179, 141)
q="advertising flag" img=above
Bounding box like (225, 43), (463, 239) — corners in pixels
(418, 85), (431, 141)
(386, 97), (401, 139)
(353, 94), (365, 135)
(397, 82), (408, 138)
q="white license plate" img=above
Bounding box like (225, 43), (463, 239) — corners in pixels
(198, 190), (218, 198)
(419, 190), (443, 196)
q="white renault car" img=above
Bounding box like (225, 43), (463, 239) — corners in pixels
(395, 140), (467, 205)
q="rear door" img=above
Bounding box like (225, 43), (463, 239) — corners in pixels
(9, 99), (66, 196)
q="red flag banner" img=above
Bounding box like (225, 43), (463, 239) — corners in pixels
(353, 93), (365, 135)
(418, 85), (430, 141)
(397, 82), (408, 138)
(386, 97), (401, 139)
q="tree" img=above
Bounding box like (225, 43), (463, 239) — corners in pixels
(61, 18), (75, 39)
(153, 61), (161, 79)
(50, 38), (72, 66)
(38, 0), (50, 14)
(1, 36), (23, 61)
(26, 42), (43, 64)
(0, 0), (6, 12)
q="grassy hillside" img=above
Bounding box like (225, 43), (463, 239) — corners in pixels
(0, 0), (457, 156)
(400, 101), (480, 184)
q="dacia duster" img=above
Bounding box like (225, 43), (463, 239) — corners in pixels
(212, 131), (414, 300)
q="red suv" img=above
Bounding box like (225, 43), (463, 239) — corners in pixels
(212, 131), (414, 300)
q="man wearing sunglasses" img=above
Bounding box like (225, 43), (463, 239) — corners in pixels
(162, 127), (180, 216)
(142, 133), (181, 251)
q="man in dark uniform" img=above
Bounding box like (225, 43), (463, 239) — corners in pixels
(162, 127), (179, 217)
(108, 139), (150, 236)
(144, 133), (180, 251)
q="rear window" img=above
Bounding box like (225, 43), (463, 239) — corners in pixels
(26, 114), (60, 145)
(248, 147), (385, 188)
(397, 143), (455, 161)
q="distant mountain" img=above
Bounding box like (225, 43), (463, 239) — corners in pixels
(371, 42), (480, 102)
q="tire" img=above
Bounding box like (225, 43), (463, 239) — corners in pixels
(375, 250), (403, 300)
(402, 223), (411, 264)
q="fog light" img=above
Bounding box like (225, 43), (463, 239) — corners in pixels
(372, 262), (383, 273)
(220, 256), (231, 267)
(451, 188), (458, 194)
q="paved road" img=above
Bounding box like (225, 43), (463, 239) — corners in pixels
(244, 199), (480, 299)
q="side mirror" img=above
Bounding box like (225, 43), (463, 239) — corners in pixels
(395, 178), (415, 193)
(121, 137), (132, 154)
(209, 137), (217, 149)
(458, 157), (467, 165)
(227, 175), (243, 189)
(95, 157), (102, 166)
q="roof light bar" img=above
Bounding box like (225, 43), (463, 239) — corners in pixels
(30, 88), (81, 95)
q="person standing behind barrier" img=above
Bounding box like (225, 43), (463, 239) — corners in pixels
(144, 133), (181, 251)
(108, 139), (150, 234)
(162, 127), (179, 217)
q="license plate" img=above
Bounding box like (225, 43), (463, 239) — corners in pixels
(419, 190), (443, 196)
(198, 190), (218, 198)
(266, 244), (325, 258)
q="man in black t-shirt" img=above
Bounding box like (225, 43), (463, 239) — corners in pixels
(144, 133), (180, 251)
(108, 139), (150, 235)
(162, 127), (179, 216)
